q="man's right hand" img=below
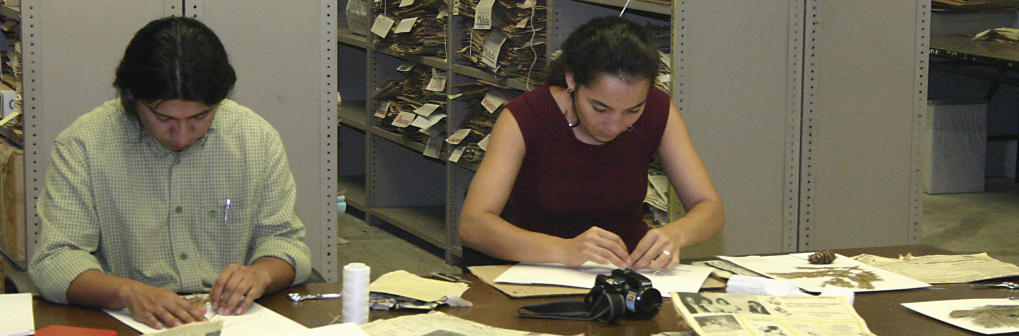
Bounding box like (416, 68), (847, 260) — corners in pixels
(118, 282), (208, 329)
(66, 270), (207, 330)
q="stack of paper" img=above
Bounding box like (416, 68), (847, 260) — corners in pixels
(457, 0), (548, 86)
(372, 63), (449, 146)
(974, 27), (1019, 44)
(445, 81), (518, 162)
(372, 0), (447, 57)
(0, 293), (32, 336)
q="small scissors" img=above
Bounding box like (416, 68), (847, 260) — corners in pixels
(971, 282), (1019, 290)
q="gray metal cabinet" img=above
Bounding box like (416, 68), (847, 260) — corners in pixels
(20, 0), (339, 280)
(339, 0), (931, 263)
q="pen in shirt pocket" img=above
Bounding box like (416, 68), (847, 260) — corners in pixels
(224, 198), (231, 224)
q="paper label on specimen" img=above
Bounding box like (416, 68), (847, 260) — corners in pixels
(477, 135), (491, 151)
(400, 0), (414, 7)
(446, 128), (471, 145)
(449, 146), (465, 162)
(438, 8), (449, 19)
(414, 103), (441, 116)
(481, 92), (508, 113)
(392, 112), (416, 128)
(482, 30), (508, 70)
(473, 0), (496, 30)
(397, 62), (415, 72)
(394, 18), (418, 34)
(424, 136), (442, 158)
(371, 15), (396, 38)
(374, 101), (390, 118)
(426, 68), (447, 92)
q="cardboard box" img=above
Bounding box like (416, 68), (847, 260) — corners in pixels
(0, 137), (23, 265)
(923, 100), (987, 194)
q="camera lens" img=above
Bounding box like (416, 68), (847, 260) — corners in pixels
(627, 287), (663, 319)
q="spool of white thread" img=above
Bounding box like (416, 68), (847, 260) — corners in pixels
(342, 262), (370, 324)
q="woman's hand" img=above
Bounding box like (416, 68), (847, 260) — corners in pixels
(558, 227), (631, 268)
(629, 227), (680, 270)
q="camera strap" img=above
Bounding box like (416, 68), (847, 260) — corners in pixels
(517, 293), (626, 323)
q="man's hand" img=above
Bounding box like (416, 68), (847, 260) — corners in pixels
(558, 226), (631, 268)
(210, 263), (271, 316)
(117, 282), (208, 329)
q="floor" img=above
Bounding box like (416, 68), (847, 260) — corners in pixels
(335, 177), (1019, 280)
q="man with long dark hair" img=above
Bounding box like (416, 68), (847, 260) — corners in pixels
(29, 17), (310, 329)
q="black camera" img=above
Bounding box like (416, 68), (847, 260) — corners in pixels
(585, 268), (662, 320)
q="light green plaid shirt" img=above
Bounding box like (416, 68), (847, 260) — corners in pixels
(29, 99), (312, 303)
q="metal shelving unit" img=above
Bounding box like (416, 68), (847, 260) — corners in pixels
(336, 0), (928, 263)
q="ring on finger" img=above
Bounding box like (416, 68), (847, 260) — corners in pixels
(661, 250), (672, 258)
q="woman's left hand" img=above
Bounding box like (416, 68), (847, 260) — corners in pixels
(629, 228), (680, 270)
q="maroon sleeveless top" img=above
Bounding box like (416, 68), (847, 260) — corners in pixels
(505, 84), (671, 251)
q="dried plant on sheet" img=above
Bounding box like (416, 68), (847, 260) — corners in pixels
(950, 305), (1019, 329)
(770, 267), (882, 290)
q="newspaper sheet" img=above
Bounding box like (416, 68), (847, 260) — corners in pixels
(672, 292), (875, 336)
(851, 253), (1019, 284)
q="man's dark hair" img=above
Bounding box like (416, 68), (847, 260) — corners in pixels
(546, 16), (660, 88)
(114, 16), (236, 117)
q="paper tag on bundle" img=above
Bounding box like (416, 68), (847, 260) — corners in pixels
(453, 0), (461, 15)
(397, 62), (415, 72)
(394, 18), (418, 34)
(659, 51), (671, 66)
(392, 112), (416, 128)
(657, 74), (671, 84)
(449, 146), (465, 162)
(426, 69), (447, 92)
(520, 0), (536, 9)
(437, 8), (449, 19)
(448, 92), (463, 99)
(400, 0), (415, 7)
(414, 103), (441, 116)
(424, 136), (442, 158)
(477, 135), (491, 151)
(516, 17), (529, 28)
(482, 30), (508, 70)
(446, 128), (471, 145)
(374, 102), (391, 118)
(473, 0), (496, 30)
(481, 92), (508, 113)
(413, 113), (445, 130)
(371, 15), (396, 38)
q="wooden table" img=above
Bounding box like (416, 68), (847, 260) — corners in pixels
(32, 245), (1019, 335)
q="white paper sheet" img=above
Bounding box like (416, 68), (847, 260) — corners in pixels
(105, 302), (308, 336)
(903, 298), (1019, 334)
(494, 262), (713, 294)
(0, 293), (33, 336)
(719, 253), (930, 293)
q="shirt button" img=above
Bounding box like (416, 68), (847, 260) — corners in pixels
(175, 206), (183, 213)
(180, 253), (188, 260)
